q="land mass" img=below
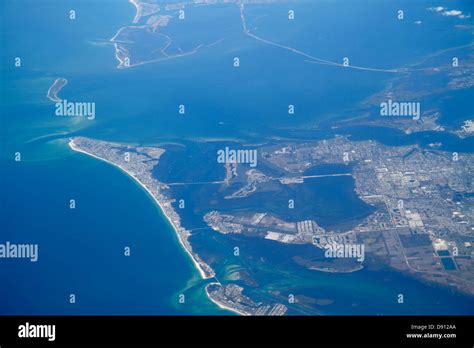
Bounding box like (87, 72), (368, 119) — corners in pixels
(68, 136), (289, 316)
(68, 136), (215, 279)
(68, 135), (474, 315)
(47, 78), (68, 103)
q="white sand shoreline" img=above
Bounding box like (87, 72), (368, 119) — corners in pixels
(68, 138), (249, 316)
(47, 78), (68, 103)
(68, 138), (210, 280)
(205, 283), (249, 316)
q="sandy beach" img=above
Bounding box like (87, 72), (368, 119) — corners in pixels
(67, 137), (254, 316)
(68, 138), (212, 280)
(205, 283), (249, 316)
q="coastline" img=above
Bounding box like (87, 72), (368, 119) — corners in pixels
(68, 138), (213, 280)
(129, 0), (141, 23)
(109, 0), (207, 70)
(47, 78), (68, 103)
(205, 283), (250, 316)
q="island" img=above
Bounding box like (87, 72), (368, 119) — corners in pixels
(47, 78), (68, 103)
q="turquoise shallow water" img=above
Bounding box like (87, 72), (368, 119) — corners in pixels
(0, 0), (224, 315)
(1, 0), (474, 314)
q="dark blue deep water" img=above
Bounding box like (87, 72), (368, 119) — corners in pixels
(1, 0), (473, 314)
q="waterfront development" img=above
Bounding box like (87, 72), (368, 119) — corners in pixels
(68, 133), (474, 315)
(2, 0), (474, 316)
(69, 137), (215, 280)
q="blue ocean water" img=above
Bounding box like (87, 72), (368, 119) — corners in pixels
(0, 0), (224, 315)
(1, 0), (473, 315)
(0, 157), (202, 314)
